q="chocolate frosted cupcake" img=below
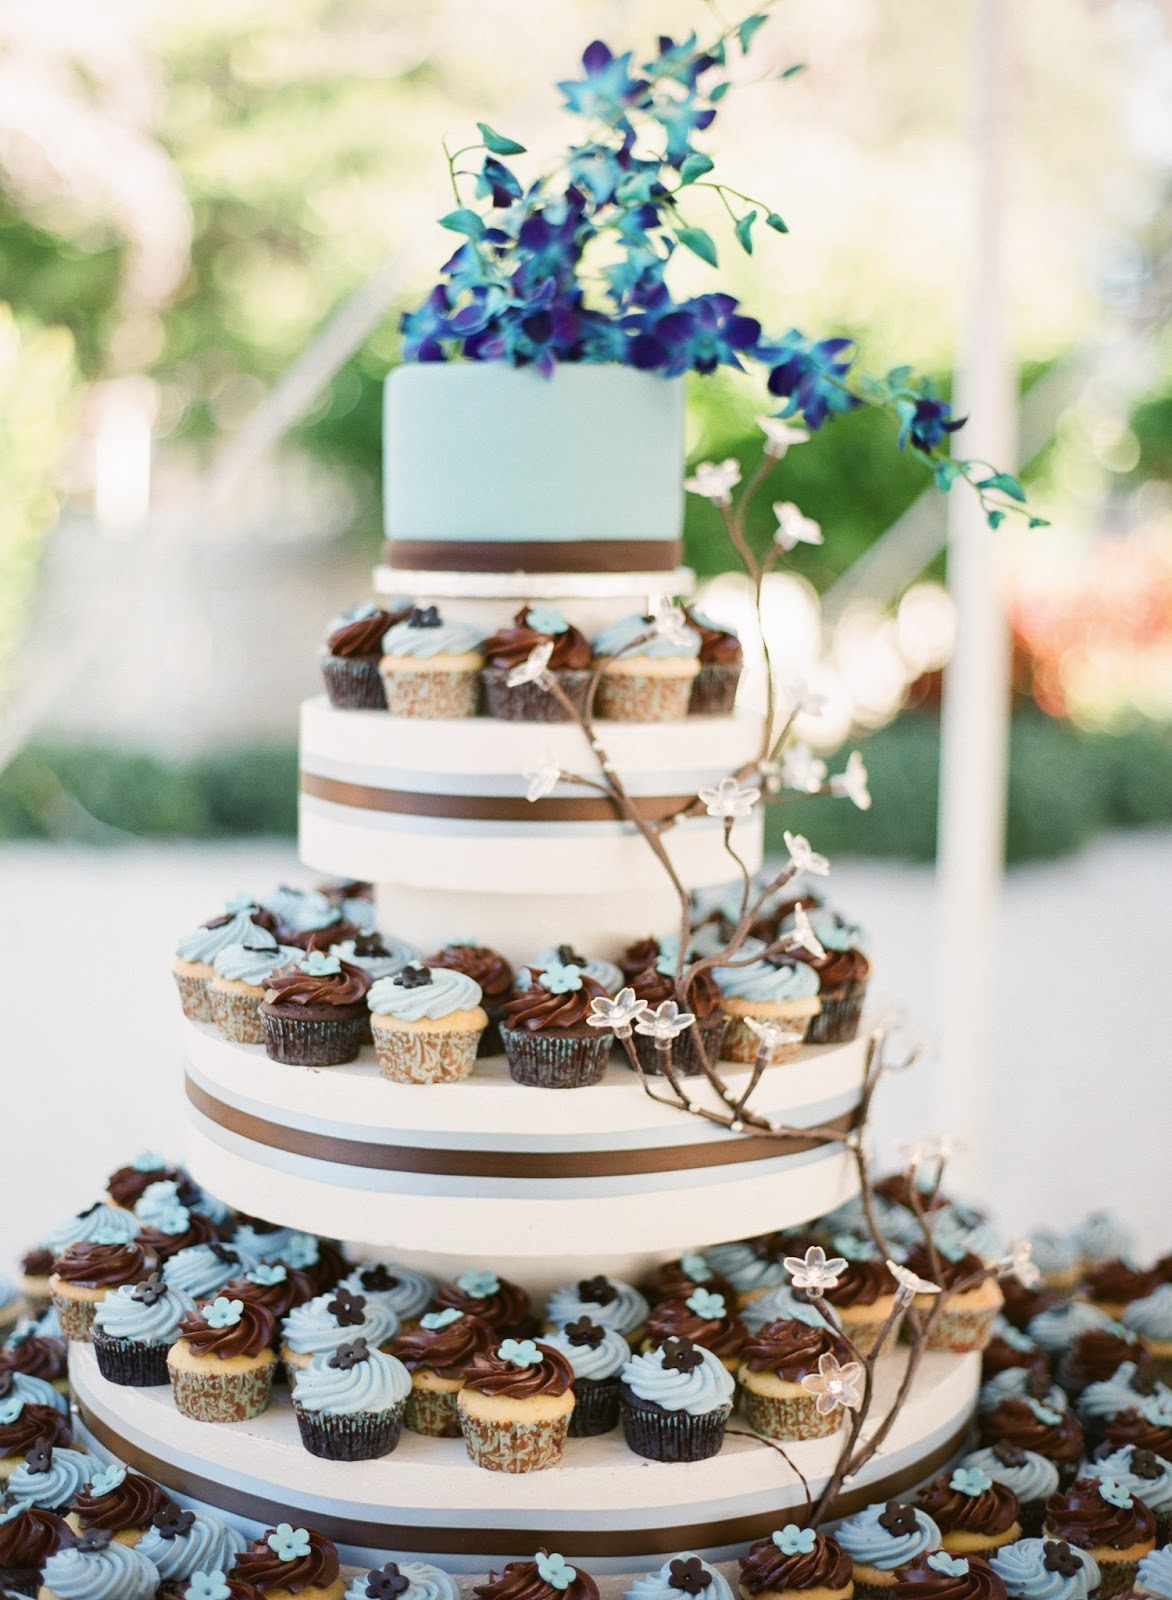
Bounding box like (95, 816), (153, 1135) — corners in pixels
(0, 1332), (68, 1397)
(644, 1254), (735, 1309)
(628, 1554), (733, 1600)
(49, 1237), (157, 1343)
(280, 1288), (397, 1373)
(105, 1154), (181, 1213)
(1085, 1445), (1172, 1541)
(457, 1338), (576, 1473)
(918, 1467), (1022, 1556)
(782, 908), (871, 1045)
(320, 601), (408, 710)
(233, 1524), (344, 1598)
(222, 1263), (313, 1323)
(981, 1398), (1086, 1485)
(474, 1552), (599, 1600)
(627, 958), (727, 1076)
(685, 607), (743, 715)
(481, 605), (592, 720)
(1057, 1327), (1153, 1400)
(173, 897), (276, 1022)
(1043, 1476), (1156, 1598)
(592, 612), (701, 721)
(620, 1337), (735, 1462)
(168, 1294), (277, 1422)
(1123, 1286), (1172, 1382)
(426, 943), (515, 1055)
(1077, 1362), (1165, 1441)
(500, 962), (611, 1088)
(959, 1445), (1061, 1537)
(738, 1524), (853, 1600)
(16, 1250), (54, 1320)
(738, 1312), (853, 1440)
(379, 605), (485, 718)
(1101, 1394), (1172, 1461)
(817, 1248), (900, 1357)
(713, 954), (821, 1064)
(1083, 1261), (1160, 1322)
(1027, 1300), (1113, 1355)
(0, 1376), (72, 1472)
(546, 1276), (649, 1342)
(835, 1503), (942, 1599)
(644, 1291), (747, 1374)
(988, 1538), (1100, 1600)
(210, 933), (303, 1045)
(135, 1506), (246, 1587)
(890, 1554), (1006, 1600)
(541, 1318), (630, 1436)
(979, 1368), (1067, 1419)
(39, 1531), (160, 1600)
(432, 1269), (532, 1337)
(983, 1323), (1050, 1384)
(43, 1203), (137, 1260)
(529, 946), (623, 996)
(0, 1500), (67, 1594)
(395, 1309), (494, 1437)
(905, 1243), (1003, 1354)
(69, 1462), (168, 1546)
(292, 1337), (411, 1460)
(367, 963), (486, 1084)
(135, 1203), (219, 1266)
(91, 1274), (196, 1386)
(260, 951), (371, 1066)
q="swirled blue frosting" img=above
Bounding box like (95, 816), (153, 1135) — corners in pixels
(960, 1448), (1059, 1505)
(989, 1539), (1100, 1600)
(546, 1279), (649, 1337)
(533, 948), (624, 994)
(1123, 1285), (1172, 1342)
(991, 1318), (1040, 1354)
(176, 907), (269, 964)
(626, 1555), (733, 1600)
(331, 937), (417, 980)
(337, 1263), (434, 1322)
(43, 1205), (137, 1252)
(93, 1280), (196, 1344)
(164, 1245), (242, 1301)
(267, 887), (338, 933)
(1136, 1547), (1172, 1599)
(341, 895), (380, 933)
(1026, 1300), (1114, 1353)
(1073, 1212), (1135, 1264)
(292, 1346), (411, 1415)
(702, 1240), (788, 1296)
(281, 1291), (398, 1356)
(136, 1511), (246, 1582)
(345, 1563), (460, 1600)
(382, 614), (485, 658)
(542, 1324), (631, 1381)
(1077, 1362), (1172, 1425)
(834, 1503), (941, 1570)
(712, 956), (820, 1003)
(2, 1369), (68, 1415)
(979, 1368), (1068, 1415)
(6, 1446), (101, 1509)
(1029, 1229), (1079, 1278)
(225, 1224), (297, 1267)
(368, 966), (483, 1021)
(621, 1343), (735, 1416)
(740, 1287), (833, 1335)
(212, 940), (300, 985)
(39, 1542), (160, 1600)
(1085, 1444), (1172, 1514)
(592, 612), (700, 661)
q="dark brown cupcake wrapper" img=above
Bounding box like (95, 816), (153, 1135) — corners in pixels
(804, 983), (868, 1045)
(293, 1400), (405, 1460)
(92, 1334), (172, 1387)
(619, 1386), (731, 1461)
(261, 1009), (367, 1066)
(688, 661), (742, 716)
(630, 1013), (728, 1077)
(322, 654), (388, 710)
(569, 1375), (621, 1436)
(500, 1025), (612, 1088)
(481, 666), (592, 722)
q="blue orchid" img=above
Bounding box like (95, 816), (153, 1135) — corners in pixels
(400, 286), (452, 363)
(652, 93), (717, 168)
(475, 156), (523, 209)
(766, 334), (861, 429)
(558, 41), (647, 119)
(898, 393), (967, 453)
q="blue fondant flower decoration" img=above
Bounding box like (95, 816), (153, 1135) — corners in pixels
(1098, 1478), (1134, 1509)
(300, 951), (340, 976)
(1027, 1399), (1063, 1425)
(457, 1268), (500, 1298)
(150, 1204), (192, 1236)
(268, 1525), (312, 1562)
(950, 1467), (992, 1496)
(421, 1309), (463, 1331)
(186, 1575), (233, 1600)
(679, 1253), (712, 1282)
(281, 1233), (320, 1269)
(536, 1551), (579, 1590)
(499, 1338), (543, 1368)
(525, 606), (570, 635)
(248, 1264), (288, 1286)
(92, 1223), (134, 1246)
(772, 1526), (816, 1556)
(686, 1288), (727, 1321)
(87, 1464), (127, 1495)
(204, 1296), (244, 1329)
(540, 962), (584, 995)
(928, 1555), (970, 1578)
(132, 1151), (166, 1172)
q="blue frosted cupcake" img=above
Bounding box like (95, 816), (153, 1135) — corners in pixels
(172, 895), (276, 1023)
(712, 956), (821, 1063)
(1027, 1301), (1114, 1356)
(91, 1274), (196, 1386)
(291, 1336), (411, 1459)
(545, 1276), (649, 1341)
(336, 1262), (434, 1325)
(542, 1318), (631, 1436)
(988, 1537), (1100, 1600)
(41, 1206), (136, 1257)
(280, 1287), (398, 1373)
(163, 1244), (244, 1304)
(834, 1501), (941, 1597)
(136, 1506), (246, 1586)
(619, 1336), (735, 1461)
(346, 1560), (459, 1600)
(39, 1531), (159, 1600)
(1134, 1545), (1172, 1599)
(1072, 1213), (1135, 1271)
(592, 612), (700, 721)
(531, 947), (624, 996)
(5, 1445), (100, 1514)
(368, 963), (487, 1084)
(379, 606), (486, 717)
(702, 1238), (791, 1308)
(1029, 1231), (1082, 1296)
(960, 1444), (1061, 1537)
(627, 1554), (733, 1600)
(1077, 1362), (1170, 1437)
(1123, 1286), (1172, 1381)
(980, 1369), (1068, 1417)
(209, 933), (302, 1044)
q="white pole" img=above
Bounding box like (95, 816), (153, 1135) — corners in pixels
(935, 0), (1017, 1197)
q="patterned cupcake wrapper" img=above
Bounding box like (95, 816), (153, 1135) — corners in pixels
(803, 982), (868, 1045)
(169, 1360), (274, 1423)
(922, 1302), (998, 1354)
(838, 1307), (903, 1358)
(293, 1400), (405, 1460)
(380, 665), (481, 718)
(458, 1408), (570, 1473)
(209, 982), (266, 1046)
(322, 653), (387, 711)
(500, 1026), (612, 1089)
(481, 666), (592, 722)
(722, 1012), (806, 1065)
(569, 1376), (621, 1437)
(619, 1390), (731, 1461)
(51, 1292), (99, 1344)
(0, 1566), (38, 1598)
(595, 672), (695, 722)
(261, 1009), (366, 1066)
(373, 1023), (481, 1085)
(1096, 1556), (1140, 1600)
(741, 1384), (842, 1442)
(93, 1335), (171, 1387)
(688, 661), (742, 716)
(630, 1012), (728, 1078)
(406, 1384), (463, 1438)
(173, 968), (212, 1023)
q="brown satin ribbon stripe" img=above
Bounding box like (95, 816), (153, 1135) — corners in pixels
(186, 1076), (852, 1179)
(300, 771), (693, 824)
(384, 537), (683, 574)
(75, 1399), (971, 1558)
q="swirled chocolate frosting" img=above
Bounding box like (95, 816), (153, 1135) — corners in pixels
(644, 1299), (747, 1362)
(178, 1300), (276, 1360)
(264, 959), (371, 1008)
(474, 1555), (600, 1600)
(629, 963), (723, 1020)
(1083, 1260), (1158, 1306)
(0, 1504), (67, 1568)
(918, 1474), (1020, 1536)
(285, 917), (363, 954)
(0, 1400), (72, 1457)
(52, 1240), (157, 1289)
(740, 1530), (852, 1593)
(1056, 1329), (1152, 1393)
(434, 1275), (531, 1334)
(482, 608), (592, 670)
(982, 1336), (1050, 1383)
(106, 1162), (180, 1210)
(892, 1554), (1007, 1600)
(1044, 1476), (1157, 1550)
(327, 605), (404, 658)
(820, 1258), (897, 1309)
(808, 946), (871, 987)
(72, 1469), (169, 1533)
(981, 1397), (1085, 1466)
(1103, 1408), (1172, 1461)
(685, 608), (743, 665)
(395, 1314), (494, 1378)
(428, 943), (515, 1000)
(20, 1247), (55, 1278)
(234, 1527), (341, 1591)
(0, 1335), (67, 1382)
(136, 1210), (219, 1263)
(620, 937), (662, 980)
(904, 1245), (986, 1293)
(642, 1258), (734, 1308)
(503, 970), (607, 1033)
(222, 1269), (313, 1321)
(287, 1236), (348, 1297)
(998, 1278), (1055, 1331)
(460, 1342), (574, 1399)
(741, 1317), (850, 1381)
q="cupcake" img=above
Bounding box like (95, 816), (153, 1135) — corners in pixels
(394, 1309), (495, 1437)
(367, 963), (487, 1084)
(738, 1313), (854, 1440)
(500, 962), (611, 1088)
(68, 1463), (169, 1546)
(643, 1254), (735, 1310)
(905, 1242), (1003, 1354)
(592, 612), (700, 721)
(1124, 1287), (1172, 1381)
(685, 608), (743, 715)
(703, 1236), (792, 1307)
(222, 1264), (313, 1323)
(889, 1555), (1005, 1600)
(134, 1204), (219, 1267)
(16, 1251), (55, 1320)
(0, 1333), (69, 1397)
(481, 605), (593, 720)
(1077, 1363), (1164, 1439)
(432, 1269), (532, 1336)
(981, 1399), (1086, 1486)
(782, 908), (871, 1046)
(644, 1290), (747, 1373)
(816, 1247), (900, 1357)
(273, 1233), (347, 1298)
(1073, 1215), (1136, 1273)
(541, 1319), (630, 1437)
(105, 1155), (181, 1213)
(918, 1468), (1022, 1556)
(983, 1323), (1050, 1384)
(4, 1445), (100, 1515)
(42, 1205), (137, 1258)
(1058, 1328), (1154, 1400)
(260, 951), (371, 1066)
(1029, 1232), (1082, 1297)
(275, 893), (356, 954)
(232, 1524), (345, 1599)
(280, 1288), (397, 1373)
(626, 959), (727, 1077)
(163, 1244), (248, 1305)
(291, 1337), (411, 1460)
(979, 1369), (1067, 1418)
(209, 934), (303, 1045)
(424, 943), (514, 1055)
(1134, 1546), (1172, 1600)
(346, 1561), (459, 1600)
(1027, 1300), (1114, 1356)
(988, 1541), (1099, 1600)
(167, 1294), (277, 1422)
(0, 1374), (72, 1476)
(1084, 1447), (1172, 1540)
(38, 1530), (159, 1600)
(712, 955), (821, 1064)
(0, 1500), (67, 1594)
(960, 1445), (1061, 1538)
(1102, 1398), (1172, 1462)
(330, 933), (416, 988)
(49, 1237), (158, 1344)
(620, 1336), (734, 1462)
(457, 1338), (576, 1473)
(335, 1262), (434, 1325)
(136, 1505), (246, 1588)
(1042, 1476), (1156, 1597)
(91, 1274), (196, 1386)
(173, 897), (277, 1022)
(738, 1524), (853, 1600)
(474, 1553), (598, 1600)
(546, 1276), (649, 1342)
(742, 1287), (836, 1336)
(320, 601), (408, 710)
(1083, 1262), (1159, 1322)
(379, 605), (485, 718)
(835, 1503), (942, 1599)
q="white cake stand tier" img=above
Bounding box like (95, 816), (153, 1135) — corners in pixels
(71, 1344), (978, 1576)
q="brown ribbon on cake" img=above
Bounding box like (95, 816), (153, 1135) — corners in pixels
(300, 772), (695, 824)
(75, 1398), (971, 1556)
(383, 537), (683, 574)
(185, 1075), (853, 1179)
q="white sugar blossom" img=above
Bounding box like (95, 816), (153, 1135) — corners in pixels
(506, 640), (554, 688)
(523, 753), (561, 803)
(782, 678), (830, 717)
(778, 903), (825, 962)
(779, 743), (828, 794)
(801, 1350), (864, 1415)
(889, 1260), (942, 1308)
(684, 459), (741, 506)
(698, 775), (760, 821)
(784, 1245), (847, 1296)
(757, 415), (811, 459)
(649, 594), (696, 649)
(745, 1015), (804, 1058)
(587, 988), (649, 1039)
(830, 750), (872, 811)
(998, 1239), (1041, 1290)
(783, 830), (830, 877)
(773, 501), (823, 551)
(635, 999), (697, 1042)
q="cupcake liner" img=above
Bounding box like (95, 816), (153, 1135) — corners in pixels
(51, 1292), (99, 1344)
(1016, 1498), (1049, 1538)
(619, 1387), (731, 1461)
(595, 671), (695, 722)
(173, 968), (212, 1023)
(92, 1335), (171, 1387)
(380, 664), (480, 718)
(261, 1006), (367, 1066)
(803, 982), (868, 1045)
(458, 1408), (570, 1473)
(1096, 1556), (1140, 1599)
(923, 1301), (999, 1353)
(722, 1012), (806, 1065)
(0, 1567), (38, 1598)
(837, 1307), (903, 1357)
(500, 1025), (612, 1089)
(208, 981), (266, 1045)
(741, 1384), (841, 1442)
(169, 1358), (274, 1423)
(372, 1022), (481, 1084)
(322, 653), (387, 710)
(293, 1401), (404, 1460)
(689, 661), (742, 716)
(631, 1013), (728, 1078)
(569, 1376), (621, 1437)
(478, 1007), (507, 1057)
(481, 666), (592, 722)
(405, 1384), (462, 1438)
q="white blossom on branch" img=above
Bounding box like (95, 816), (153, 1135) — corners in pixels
(801, 1350), (864, 1415)
(778, 904), (826, 962)
(784, 1245), (847, 1296)
(745, 1015), (804, 1059)
(773, 501), (824, 551)
(684, 459), (741, 506)
(997, 1239), (1041, 1290)
(830, 750), (872, 810)
(507, 640), (554, 688)
(782, 678), (830, 717)
(523, 753), (561, 803)
(698, 775), (761, 821)
(888, 1261), (942, 1309)
(779, 743), (828, 793)
(783, 830), (830, 877)
(635, 1000), (697, 1042)
(649, 594), (696, 648)
(586, 989), (649, 1039)
(757, 415), (811, 459)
